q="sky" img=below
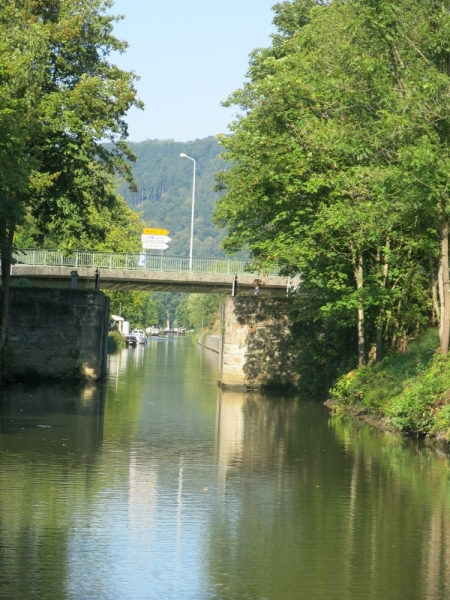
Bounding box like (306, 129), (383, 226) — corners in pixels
(110, 0), (276, 143)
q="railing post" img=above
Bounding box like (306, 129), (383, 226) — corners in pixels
(75, 253), (78, 268)
(109, 254), (112, 269)
(227, 259), (230, 275)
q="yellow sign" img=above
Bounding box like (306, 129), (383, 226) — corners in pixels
(142, 228), (170, 235)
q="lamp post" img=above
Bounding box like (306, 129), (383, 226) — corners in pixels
(180, 153), (196, 270)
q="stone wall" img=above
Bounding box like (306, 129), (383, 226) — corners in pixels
(198, 334), (220, 353)
(219, 297), (298, 391)
(6, 288), (109, 381)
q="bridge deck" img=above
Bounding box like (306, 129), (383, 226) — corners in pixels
(9, 250), (290, 295)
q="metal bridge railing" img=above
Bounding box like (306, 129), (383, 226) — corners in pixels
(12, 249), (280, 277)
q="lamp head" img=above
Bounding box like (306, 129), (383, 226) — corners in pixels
(180, 153), (187, 158)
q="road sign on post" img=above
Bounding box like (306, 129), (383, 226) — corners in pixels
(142, 227), (171, 253)
(141, 234), (171, 243)
(142, 242), (169, 250)
(142, 228), (170, 236)
(138, 254), (146, 267)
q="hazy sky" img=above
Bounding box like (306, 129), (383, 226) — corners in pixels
(110, 0), (276, 143)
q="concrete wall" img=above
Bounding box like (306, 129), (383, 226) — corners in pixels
(198, 334), (220, 353)
(6, 288), (109, 381)
(219, 297), (298, 391)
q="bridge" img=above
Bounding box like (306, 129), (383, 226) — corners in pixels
(9, 249), (292, 295)
(5, 249), (299, 390)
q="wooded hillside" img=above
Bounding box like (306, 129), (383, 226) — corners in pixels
(118, 137), (230, 257)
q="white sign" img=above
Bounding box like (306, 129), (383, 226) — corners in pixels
(137, 254), (146, 266)
(141, 234), (172, 243)
(142, 242), (169, 250)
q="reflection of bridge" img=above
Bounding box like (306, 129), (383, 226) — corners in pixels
(10, 249), (290, 295)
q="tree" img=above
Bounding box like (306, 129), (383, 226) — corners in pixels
(0, 0), (142, 360)
(175, 294), (222, 331)
(0, 0), (48, 360)
(214, 0), (450, 368)
(106, 291), (159, 330)
(15, 191), (144, 253)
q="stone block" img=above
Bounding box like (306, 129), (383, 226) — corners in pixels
(223, 354), (246, 366)
(223, 343), (247, 355)
(6, 288), (109, 381)
(222, 363), (245, 376)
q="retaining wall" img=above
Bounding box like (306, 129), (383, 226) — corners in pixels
(5, 288), (109, 381)
(198, 334), (220, 353)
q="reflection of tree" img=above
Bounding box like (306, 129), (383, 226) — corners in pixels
(206, 398), (450, 599)
(0, 382), (105, 599)
(332, 416), (450, 600)
(0, 340), (222, 598)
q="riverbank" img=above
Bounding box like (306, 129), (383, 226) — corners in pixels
(328, 328), (450, 452)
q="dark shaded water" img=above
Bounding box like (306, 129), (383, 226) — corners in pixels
(1, 336), (450, 599)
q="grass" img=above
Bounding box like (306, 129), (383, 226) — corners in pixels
(330, 329), (450, 436)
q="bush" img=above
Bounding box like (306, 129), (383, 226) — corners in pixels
(387, 353), (450, 435)
(329, 328), (450, 436)
(108, 331), (125, 353)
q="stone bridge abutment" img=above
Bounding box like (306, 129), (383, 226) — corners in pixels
(218, 297), (298, 391)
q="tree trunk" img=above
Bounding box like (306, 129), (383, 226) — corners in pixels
(439, 219), (450, 355)
(429, 252), (440, 327)
(354, 249), (365, 367)
(376, 240), (390, 363)
(438, 260), (444, 344)
(0, 226), (15, 371)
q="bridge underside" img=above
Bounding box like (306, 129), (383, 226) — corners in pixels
(10, 266), (289, 296)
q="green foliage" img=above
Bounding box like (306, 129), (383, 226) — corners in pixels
(330, 329), (450, 435)
(0, 0), (47, 256)
(175, 295), (190, 328)
(331, 329), (439, 404)
(213, 0), (450, 371)
(288, 296), (358, 398)
(175, 294), (222, 331)
(0, 0), (142, 255)
(0, 0), (143, 359)
(25, 0), (142, 248)
(387, 353), (450, 435)
(15, 193), (144, 253)
(331, 329), (439, 407)
(108, 331), (125, 353)
(105, 291), (159, 330)
(151, 292), (184, 327)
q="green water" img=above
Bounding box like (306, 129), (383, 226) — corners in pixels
(1, 336), (450, 599)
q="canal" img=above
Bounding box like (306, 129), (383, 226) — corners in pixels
(1, 336), (450, 599)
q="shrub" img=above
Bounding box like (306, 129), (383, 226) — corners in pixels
(387, 353), (450, 435)
(108, 331), (125, 353)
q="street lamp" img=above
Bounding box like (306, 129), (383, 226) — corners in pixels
(180, 153), (196, 270)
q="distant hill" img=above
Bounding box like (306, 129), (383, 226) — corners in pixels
(117, 137), (232, 257)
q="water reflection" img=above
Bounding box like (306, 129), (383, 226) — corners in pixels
(0, 381), (105, 600)
(330, 417), (450, 600)
(1, 341), (450, 599)
(0, 381), (105, 452)
(209, 395), (450, 600)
